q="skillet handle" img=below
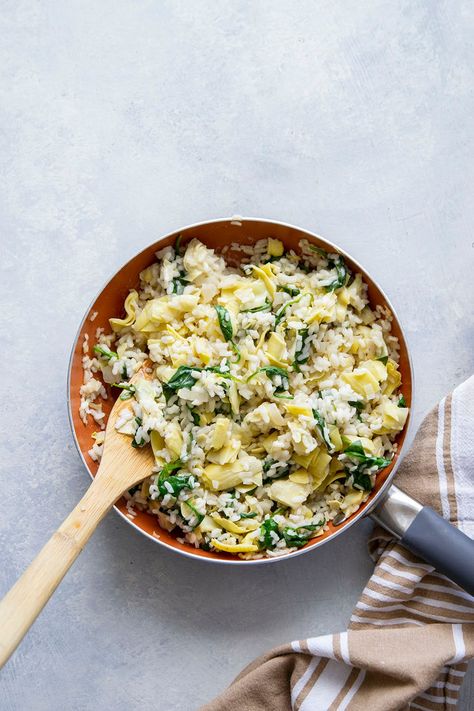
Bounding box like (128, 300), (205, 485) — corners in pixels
(370, 485), (474, 597)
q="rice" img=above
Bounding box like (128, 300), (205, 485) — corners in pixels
(80, 236), (409, 558)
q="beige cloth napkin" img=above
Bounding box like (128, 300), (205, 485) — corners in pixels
(200, 377), (474, 711)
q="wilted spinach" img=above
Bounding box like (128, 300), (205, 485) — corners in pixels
(282, 523), (322, 548)
(241, 298), (272, 314)
(293, 329), (310, 371)
(260, 517), (280, 549)
(93, 345), (118, 361)
(156, 459), (193, 498)
(278, 285), (300, 297)
(215, 305), (241, 362)
(312, 409), (334, 452)
(342, 440), (392, 491)
(274, 295), (302, 326)
(163, 365), (200, 401)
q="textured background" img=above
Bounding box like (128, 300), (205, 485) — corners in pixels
(1, 1), (473, 709)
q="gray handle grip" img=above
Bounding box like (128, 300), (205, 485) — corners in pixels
(371, 485), (474, 596)
(401, 507), (474, 597)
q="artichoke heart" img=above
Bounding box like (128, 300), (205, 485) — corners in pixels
(210, 416), (232, 450)
(252, 265), (276, 298)
(164, 421), (184, 458)
(289, 468), (311, 484)
(374, 400), (408, 434)
(202, 457), (262, 491)
(268, 238), (284, 257)
(210, 514), (258, 534)
(268, 479), (311, 509)
(340, 489), (365, 515)
(265, 332), (286, 361)
(109, 290), (139, 332)
(211, 539), (259, 553)
(286, 403), (312, 418)
(206, 440), (240, 465)
(150, 430), (166, 464)
(134, 294), (199, 332)
(341, 367), (380, 398)
(309, 450), (331, 488)
(383, 359), (402, 396)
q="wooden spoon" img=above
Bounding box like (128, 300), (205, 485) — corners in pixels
(0, 363), (155, 668)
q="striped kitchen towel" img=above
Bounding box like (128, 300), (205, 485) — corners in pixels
(200, 376), (474, 711)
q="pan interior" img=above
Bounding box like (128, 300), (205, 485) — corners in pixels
(68, 218), (413, 563)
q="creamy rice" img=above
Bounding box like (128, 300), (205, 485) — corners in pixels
(80, 236), (408, 558)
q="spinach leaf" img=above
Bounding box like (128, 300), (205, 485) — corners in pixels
(230, 340), (241, 364)
(215, 305), (241, 362)
(398, 395), (406, 408)
(262, 458), (277, 473)
(156, 459), (193, 498)
(273, 393), (294, 399)
(351, 471), (373, 491)
(171, 234), (188, 291)
(298, 261), (312, 273)
(171, 272), (189, 295)
(262, 459), (291, 483)
(266, 365), (290, 394)
(308, 244), (329, 258)
(215, 304), (234, 341)
(159, 459), (183, 479)
(348, 399), (364, 421)
(112, 382), (136, 401)
(239, 512), (257, 519)
(165, 363), (238, 395)
(163, 366), (200, 401)
(312, 409), (334, 452)
(377, 355), (388, 366)
(293, 328), (310, 371)
(325, 257), (347, 292)
(348, 400), (364, 413)
(214, 400), (231, 417)
(283, 523), (322, 548)
(274, 295), (302, 326)
(343, 440), (391, 468)
(260, 365), (289, 381)
(241, 298), (272, 313)
(342, 440), (392, 489)
(174, 233), (183, 256)
(308, 245), (348, 290)
(204, 364), (238, 382)
(343, 440), (365, 457)
(249, 365), (290, 395)
(164, 362), (241, 403)
(260, 517), (280, 549)
(187, 405), (201, 425)
(247, 365), (286, 382)
(181, 499), (204, 528)
(93, 344), (118, 361)
(131, 417), (147, 449)
(278, 285), (300, 297)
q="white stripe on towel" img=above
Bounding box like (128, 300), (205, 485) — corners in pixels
(436, 397), (451, 520)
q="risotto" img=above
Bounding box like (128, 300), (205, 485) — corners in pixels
(80, 236), (408, 558)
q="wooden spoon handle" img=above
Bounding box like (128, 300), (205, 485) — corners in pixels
(0, 472), (122, 668)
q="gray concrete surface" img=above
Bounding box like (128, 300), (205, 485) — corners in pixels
(1, 1), (473, 709)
